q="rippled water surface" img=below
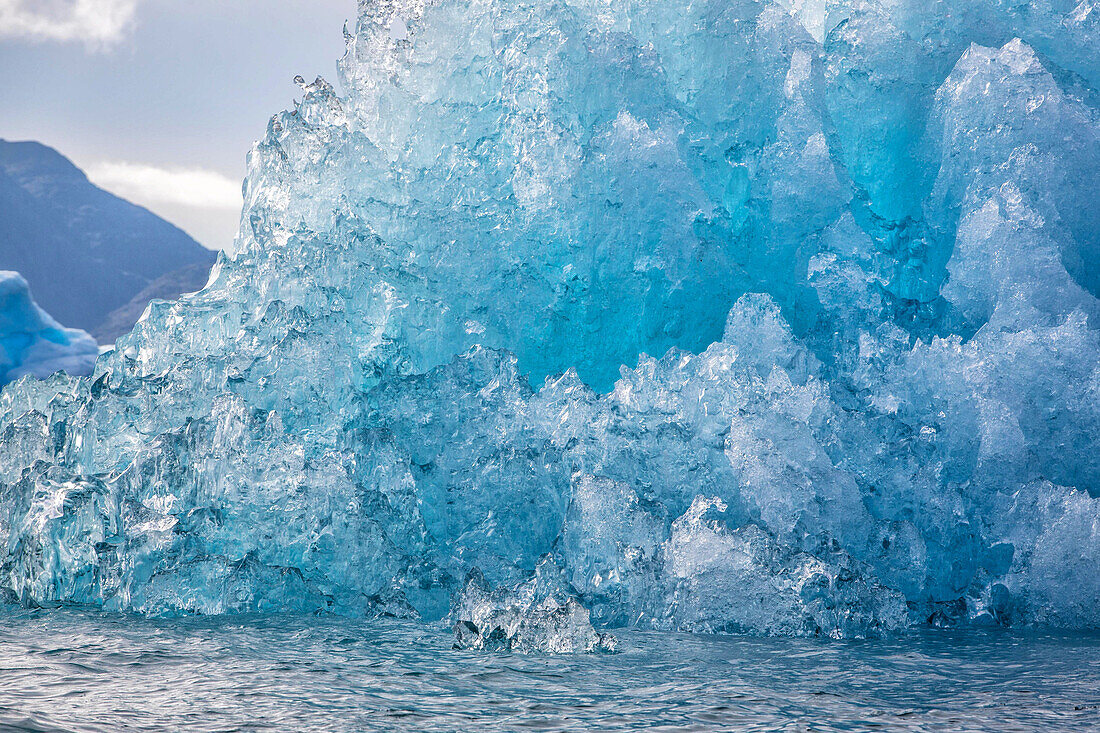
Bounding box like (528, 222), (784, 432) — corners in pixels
(0, 609), (1098, 732)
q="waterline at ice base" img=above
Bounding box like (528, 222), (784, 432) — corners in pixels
(2, 0), (1099, 651)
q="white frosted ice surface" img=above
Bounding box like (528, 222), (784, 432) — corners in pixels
(451, 558), (617, 653)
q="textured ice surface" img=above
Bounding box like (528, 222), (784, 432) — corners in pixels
(451, 558), (617, 653)
(1, 0), (1099, 639)
(0, 272), (96, 386)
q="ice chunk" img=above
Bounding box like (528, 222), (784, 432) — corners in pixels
(451, 559), (617, 654)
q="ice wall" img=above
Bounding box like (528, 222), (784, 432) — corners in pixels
(1, 0), (1098, 639)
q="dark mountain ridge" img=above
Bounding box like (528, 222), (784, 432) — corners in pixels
(0, 139), (217, 337)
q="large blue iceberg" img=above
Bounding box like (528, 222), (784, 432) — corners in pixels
(1, 0), (1099, 640)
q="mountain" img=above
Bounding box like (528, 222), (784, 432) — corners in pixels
(0, 139), (217, 338)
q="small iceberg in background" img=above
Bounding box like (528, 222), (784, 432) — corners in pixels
(0, 270), (96, 385)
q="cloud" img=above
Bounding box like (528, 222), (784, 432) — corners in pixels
(86, 161), (242, 211)
(0, 0), (140, 47)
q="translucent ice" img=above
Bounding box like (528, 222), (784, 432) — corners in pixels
(451, 559), (617, 653)
(1, 0), (1099, 640)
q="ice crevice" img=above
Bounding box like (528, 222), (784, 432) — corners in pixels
(1, 0), (1099, 644)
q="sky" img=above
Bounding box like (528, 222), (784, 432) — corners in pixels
(0, 0), (357, 250)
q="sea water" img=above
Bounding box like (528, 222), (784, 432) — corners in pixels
(0, 609), (1097, 732)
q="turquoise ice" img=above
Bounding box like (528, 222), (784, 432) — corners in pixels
(0, 271), (96, 386)
(1, 0), (1098, 642)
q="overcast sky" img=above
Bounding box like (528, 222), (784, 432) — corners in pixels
(0, 0), (356, 249)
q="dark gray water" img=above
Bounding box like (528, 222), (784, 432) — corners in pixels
(0, 609), (1097, 732)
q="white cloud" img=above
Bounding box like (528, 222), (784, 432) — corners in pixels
(86, 161), (243, 211)
(0, 0), (140, 47)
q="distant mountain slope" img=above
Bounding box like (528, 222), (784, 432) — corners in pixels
(0, 139), (217, 336)
(92, 261), (214, 343)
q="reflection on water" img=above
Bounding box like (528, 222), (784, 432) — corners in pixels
(0, 608), (1097, 732)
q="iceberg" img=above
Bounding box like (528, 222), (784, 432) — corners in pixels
(1, 0), (1099, 639)
(0, 271), (96, 386)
